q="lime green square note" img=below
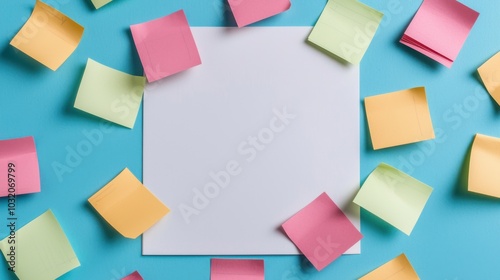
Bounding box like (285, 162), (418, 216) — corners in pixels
(353, 163), (433, 235)
(0, 210), (80, 280)
(308, 0), (383, 64)
(74, 58), (146, 129)
(91, 0), (112, 9)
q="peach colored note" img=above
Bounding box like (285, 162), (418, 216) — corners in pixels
(359, 254), (420, 280)
(88, 168), (169, 239)
(468, 134), (500, 198)
(364, 87), (435, 150)
(10, 0), (84, 70)
(478, 52), (500, 106)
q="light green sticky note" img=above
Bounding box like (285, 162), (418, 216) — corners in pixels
(353, 163), (433, 235)
(0, 210), (80, 280)
(91, 0), (112, 9)
(308, 0), (383, 64)
(74, 58), (146, 129)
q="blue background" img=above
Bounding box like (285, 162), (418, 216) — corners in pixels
(1, 0), (499, 279)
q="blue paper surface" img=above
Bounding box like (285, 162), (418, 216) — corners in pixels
(1, 0), (500, 278)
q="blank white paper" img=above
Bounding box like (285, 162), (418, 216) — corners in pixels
(143, 27), (360, 255)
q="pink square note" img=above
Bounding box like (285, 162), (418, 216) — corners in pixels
(400, 0), (479, 67)
(228, 0), (291, 27)
(282, 192), (362, 271)
(122, 271), (143, 280)
(210, 259), (264, 280)
(0, 136), (40, 197)
(130, 10), (201, 82)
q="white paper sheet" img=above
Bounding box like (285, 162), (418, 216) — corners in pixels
(143, 27), (360, 255)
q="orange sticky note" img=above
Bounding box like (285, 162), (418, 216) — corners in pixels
(468, 134), (500, 198)
(478, 52), (500, 106)
(88, 168), (169, 238)
(364, 87), (435, 150)
(359, 254), (419, 280)
(10, 0), (84, 70)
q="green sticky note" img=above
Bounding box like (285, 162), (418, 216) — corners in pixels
(91, 0), (112, 9)
(74, 58), (146, 129)
(0, 210), (80, 280)
(353, 163), (433, 235)
(308, 0), (383, 64)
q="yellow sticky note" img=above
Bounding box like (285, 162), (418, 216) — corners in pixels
(359, 254), (420, 280)
(365, 87), (435, 150)
(74, 58), (146, 129)
(0, 210), (80, 280)
(308, 0), (383, 64)
(88, 168), (169, 239)
(353, 163), (433, 235)
(10, 0), (84, 70)
(91, 0), (113, 9)
(468, 134), (500, 198)
(478, 52), (500, 106)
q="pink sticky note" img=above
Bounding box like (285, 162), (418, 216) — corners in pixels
(122, 271), (143, 280)
(400, 0), (479, 67)
(130, 10), (201, 82)
(228, 0), (291, 27)
(210, 259), (264, 280)
(0, 136), (40, 197)
(282, 192), (362, 271)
